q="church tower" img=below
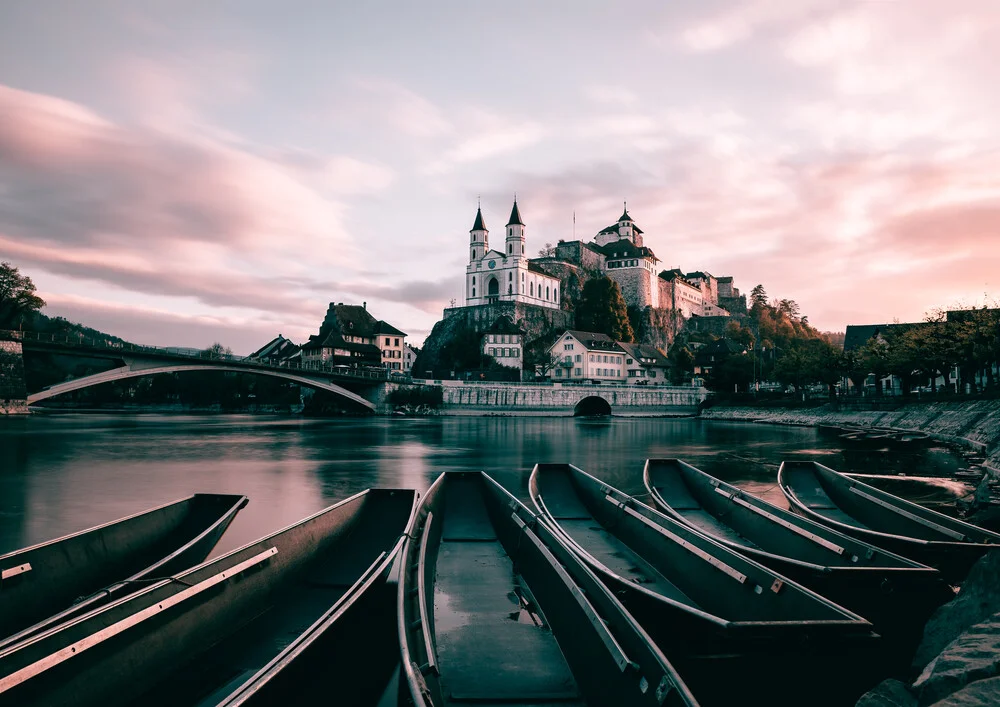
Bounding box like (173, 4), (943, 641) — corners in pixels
(470, 205), (488, 262)
(617, 202), (634, 240)
(505, 199), (525, 257)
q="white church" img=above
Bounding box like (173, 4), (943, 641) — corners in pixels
(465, 201), (562, 310)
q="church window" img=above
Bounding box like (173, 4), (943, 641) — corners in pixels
(472, 288), (476, 297)
(508, 243), (512, 254)
(473, 276), (476, 285)
(521, 244), (524, 254)
(508, 285), (512, 294)
(546, 286), (550, 300)
(509, 272), (512, 281)
(530, 282), (534, 296)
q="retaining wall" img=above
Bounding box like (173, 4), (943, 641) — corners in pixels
(0, 340), (27, 414)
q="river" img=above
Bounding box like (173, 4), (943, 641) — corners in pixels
(0, 413), (974, 557)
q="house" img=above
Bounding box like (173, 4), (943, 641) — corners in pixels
(247, 335), (300, 366)
(546, 330), (627, 383)
(693, 338), (748, 377)
(376, 321), (407, 371)
(617, 342), (672, 384)
(482, 316), (525, 371)
(300, 302), (404, 369)
(403, 343), (419, 374)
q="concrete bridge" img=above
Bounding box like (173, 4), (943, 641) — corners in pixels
(4, 331), (389, 412)
(431, 380), (706, 416)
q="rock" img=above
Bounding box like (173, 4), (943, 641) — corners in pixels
(913, 613), (1000, 705)
(913, 552), (1000, 670)
(928, 676), (1000, 706)
(855, 679), (917, 707)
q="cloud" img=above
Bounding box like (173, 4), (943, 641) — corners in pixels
(677, 0), (838, 52)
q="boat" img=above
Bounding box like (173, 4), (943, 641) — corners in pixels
(530, 463), (879, 706)
(779, 461), (1000, 582)
(0, 488), (418, 707)
(398, 471), (699, 707)
(839, 430), (892, 448)
(0, 493), (248, 647)
(644, 459), (952, 642)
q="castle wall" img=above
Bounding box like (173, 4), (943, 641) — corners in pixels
(554, 240), (604, 273)
(606, 266), (654, 309)
(0, 340), (28, 414)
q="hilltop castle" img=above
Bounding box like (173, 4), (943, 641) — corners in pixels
(463, 200), (745, 323)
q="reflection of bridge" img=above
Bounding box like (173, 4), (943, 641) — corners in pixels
(7, 331), (390, 412)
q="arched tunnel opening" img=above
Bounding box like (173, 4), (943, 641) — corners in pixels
(573, 396), (612, 417)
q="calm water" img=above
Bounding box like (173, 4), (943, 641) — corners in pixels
(0, 414), (973, 557)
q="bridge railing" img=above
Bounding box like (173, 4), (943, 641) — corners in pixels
(1, 329), (392, 383)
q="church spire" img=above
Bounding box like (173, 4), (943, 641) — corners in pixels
(471, 205), (486, 232)
(506, 199), (525, 227)
(619, 201), (632, 223)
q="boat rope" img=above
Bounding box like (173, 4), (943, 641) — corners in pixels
(72, 575), (195, 605)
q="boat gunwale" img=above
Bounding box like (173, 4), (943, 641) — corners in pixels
(778, 461), (1000, 549)
(643, 459), (934, 574)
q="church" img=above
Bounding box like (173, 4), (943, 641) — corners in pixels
(465, 200), (562, 310)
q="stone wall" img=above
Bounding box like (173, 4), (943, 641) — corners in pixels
(554, 240), (605, 273)
(436, 381), (704, 416)
(702, 400), (1000, 475)
(606, 266), (654, 309)
(0, 340), (27, 414)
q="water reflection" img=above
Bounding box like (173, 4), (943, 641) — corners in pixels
(0, 414), (974, 557)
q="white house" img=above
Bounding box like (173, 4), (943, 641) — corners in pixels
(403, 344), (418, 374)
(482, 316), (525, 371)
(546, 330), (627, 382)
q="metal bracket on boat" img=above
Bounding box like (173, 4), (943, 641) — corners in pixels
(606, 496), (748, 585)
(714, 487), (846, 556)
(770, 579), (784, 594)
(1, 563), (31, 582)
(655, 675), (675, 704)
(0, 547), (278, 694)
(848, 486), (967, 541)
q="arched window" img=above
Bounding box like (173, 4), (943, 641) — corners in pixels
(508, 243), (512, 254)
(521, 244), (524, 254)
(546, 286), (550, 300)
(509, 272), (513, 281)
(472, 276), (476, 285)
(530, 282), (534, 296)
(508, 285), (512, 294)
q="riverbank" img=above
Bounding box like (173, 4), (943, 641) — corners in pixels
(701, 400), (1000, 476)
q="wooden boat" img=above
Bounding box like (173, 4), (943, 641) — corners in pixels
(398, 471), (699, 707)
(0, 488), (418, 707)
(0, 493), (248, 648)
(644, 459), (951, 641)
(530, 463), (879, 706)
(779, 461), (1000, 582)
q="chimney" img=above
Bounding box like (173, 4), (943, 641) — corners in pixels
(363, 301), (367, 310)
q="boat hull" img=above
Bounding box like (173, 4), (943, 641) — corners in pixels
(0, 493), (248, 647)
(0, 488), (417, 707)
(779, 461), (1000, 582)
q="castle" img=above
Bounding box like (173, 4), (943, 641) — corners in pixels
(463, 200), (745, 324)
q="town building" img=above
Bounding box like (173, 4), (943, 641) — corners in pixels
(377, 321), (407, 371)
(403, 344), (418, 374)
(546, 330), (627, 383)
(300, 302), (405, 369)
(482, 316), (525, 371)
(465, 201), (562, 310)
(617, 342), (673, 384)
(693, 338), (748, 378)
(247, 335), (300, 366)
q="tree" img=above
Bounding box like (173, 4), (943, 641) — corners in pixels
(203, 342), (234, 358)
(0, 262), (46, 329)
(575, 277), (634, 342)
(538, 243), (555, 257)
(749, 284), (768, 310)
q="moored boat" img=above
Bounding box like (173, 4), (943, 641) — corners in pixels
(399, 471), (699, 707)
(0, 488), (418, 707)
(644, 459), (951, 641)
(0, 493), (248, 648)
(530, 463), (879, 706)
(779, 460), (1000, 582)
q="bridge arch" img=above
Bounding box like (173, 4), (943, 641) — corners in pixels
(26, 364), (375, 411)
(573, 395), (611, 417)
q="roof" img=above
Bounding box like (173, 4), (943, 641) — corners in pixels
(302, 330), (381, 356)
(559, 330), (625, 352)
(486, 316), (524, 335)
(506, 200), (525, 226)
(841, 323), (925, 352)
(249, 335), (300, 360)
(704, 338), (748, 355)
(375, 320), (407, 337)
(619, 204), (632, 222)
(686, 271), (713, 280)
(617, 342), (671, 368)
(471, 207), (487, 232)
(320, 304), (380, 339)
(598, 239), (658, 261)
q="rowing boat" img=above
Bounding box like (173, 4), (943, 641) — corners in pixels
(530, 463), (879, 706)
(399, 471), (699, 707)
(779, 461), (1000, 582)
(0, 488), (417, 707)
(0, 493), (247, 647)
(644, 459), (951, 641)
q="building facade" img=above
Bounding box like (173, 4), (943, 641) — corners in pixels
(301, 302), (405, 369)
(403, 344), (418, 374)
(465, 201), (562, 310)
(546, 330), (627, 382)
(377, 321), (407, 371)
(482, 316), (525, 371)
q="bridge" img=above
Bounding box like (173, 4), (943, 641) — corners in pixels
(3, 330), (391, 412)
(431, 380), (706, 416)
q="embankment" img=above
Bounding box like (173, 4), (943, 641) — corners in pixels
(702, 400), (1000, 475)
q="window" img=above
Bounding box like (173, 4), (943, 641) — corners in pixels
(649, 371), (657, 378)
(508, 285), (512, 294)
(472, 288), (476, 297)
(626, 358), (633, 365)
(575, 354), (581, 362)
(508, 243), (512, 254)
(385, 338), (390, 345)
(394, 338), (399, 346)
(513, 348), (519, 357)
(530, 283), (534, 296)
(555, 369), (562, 377)
(546, 286), (550, 300)
(509, 272), (513, 281)
(589, 354), (594, 362)
(575, 368), (581, 376)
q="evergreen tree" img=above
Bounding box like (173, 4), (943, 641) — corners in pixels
(0, 261), (46, 329)
(575, 277), (635, 342)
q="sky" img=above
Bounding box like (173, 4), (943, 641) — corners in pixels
(2, 1), (999, 353)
